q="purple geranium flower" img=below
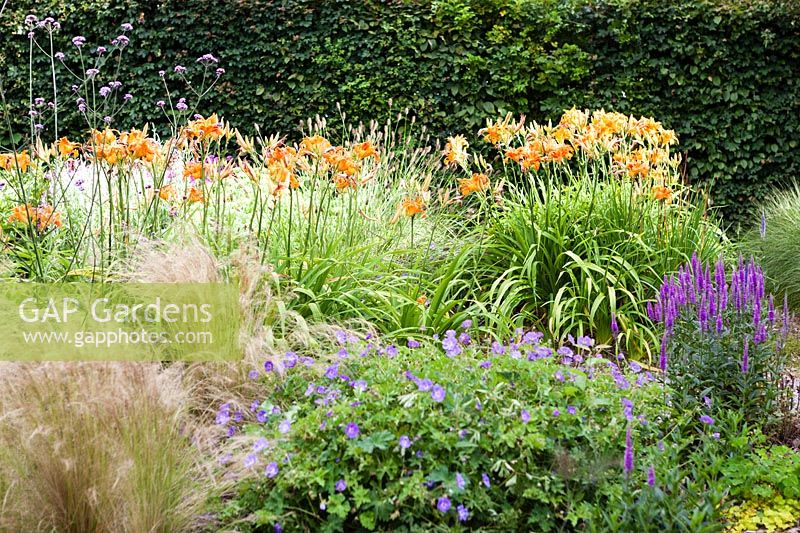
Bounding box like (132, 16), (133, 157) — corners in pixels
(457, 504), (469, 522)
(437, 495), (451, 513)
(265, 462), (279, 478)
(335, 479), (347, 492)
(431, 385), (446, 402)
(345, 422), (360, 439)
(399, 435), (411, 450)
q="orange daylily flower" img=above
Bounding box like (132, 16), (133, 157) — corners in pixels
(57, 137), (81, 158)
(505, 144), (542, 171)
(658, 129), (678, 146)
(94, 143), (126, 165)
(267, 145), (298, 167)
(8, 203), (62, 230)
(478, 114), (523, 146)
(652, 185), (673, 201)
(443, 135), (469, 168)
(559, 108), (589, 132)
(401, 196), (426, 217)
(353, 141), (380, 161)
(268, 161), (299, 188)
(543, 139), (573, 163)
(184, 114), (224, 141)
(458, 173), (490, 197)
(0, 151), (31, 172)
(183, 162), (205, 181)
(121, 129), (158, 162)
(158, 184), (176, 201)
(332, 174), (356, 191)
(299, 135), (332, 157)
(187, 187), (205, 203)
(91, 128), (116, 146)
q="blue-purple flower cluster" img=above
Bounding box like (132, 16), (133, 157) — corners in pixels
(215, 323), (676, 529)
(650, 253), (788, 373)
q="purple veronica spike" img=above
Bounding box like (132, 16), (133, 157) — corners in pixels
(647, 465), (656, 487)
(624, 428), (634, 477)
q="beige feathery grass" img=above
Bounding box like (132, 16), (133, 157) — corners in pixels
(0, 362), (213, 533)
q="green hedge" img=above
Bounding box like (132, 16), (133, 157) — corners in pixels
(1, 0), (799, 222)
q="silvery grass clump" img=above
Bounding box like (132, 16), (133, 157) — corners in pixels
(650, 253), (789, 423)
(743, 182), (800, 312)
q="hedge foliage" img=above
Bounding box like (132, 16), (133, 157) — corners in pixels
(1, 0), (799, 222)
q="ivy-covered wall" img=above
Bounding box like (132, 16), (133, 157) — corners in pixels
(1, 0), (798, 222)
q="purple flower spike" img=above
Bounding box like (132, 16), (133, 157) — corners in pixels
(647, 465), (656, 487)
(624, 427), (634, 476)
(611, 313), (619, 339)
